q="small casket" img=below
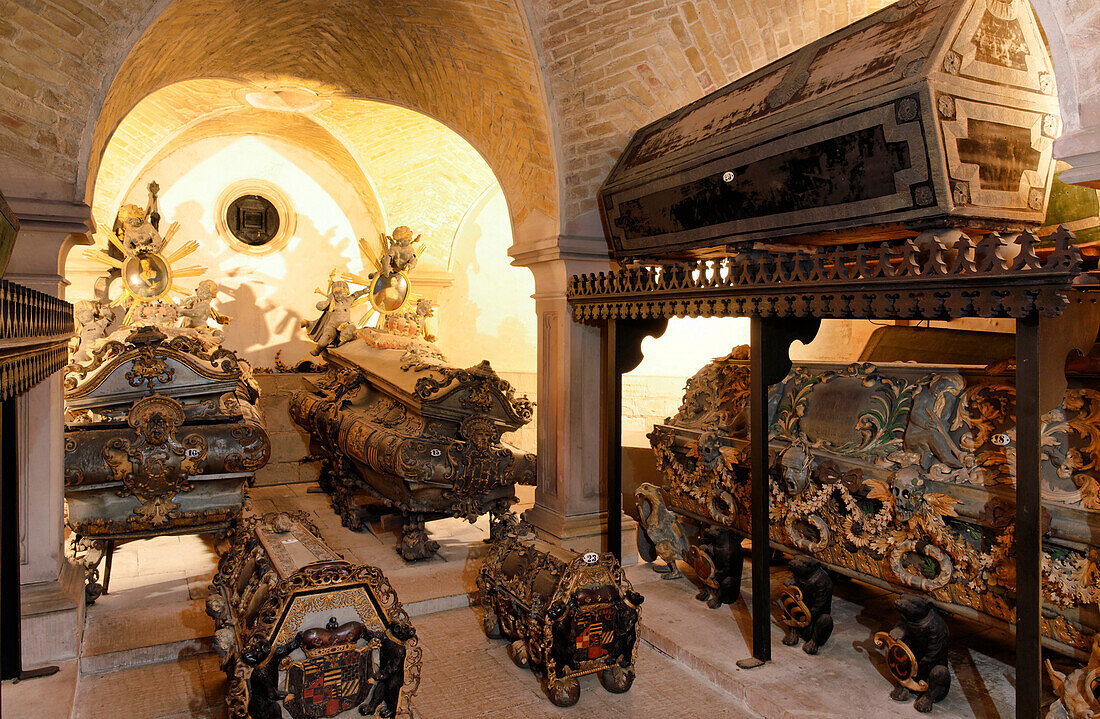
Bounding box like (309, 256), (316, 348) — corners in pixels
(599, 0), (1059, 259)
(63, 326), (269, 545)
(207, 511), (421, 719)
(477, 519), (644, 707)
(289, 339), (536, 560)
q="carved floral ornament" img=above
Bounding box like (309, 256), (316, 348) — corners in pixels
(649, 353), (1100, 654)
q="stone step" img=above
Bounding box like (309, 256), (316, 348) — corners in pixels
(80, 598), (213, 675)
(627, 562), (1031, 719)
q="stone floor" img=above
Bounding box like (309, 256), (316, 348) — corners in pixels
(2, 482), (1061, 718)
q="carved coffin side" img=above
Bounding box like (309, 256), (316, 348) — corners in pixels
(477, 523), (643, 703)
(63, 332), (270, 540)
(289, 350), (537, 523)
(209, 512), (421, 719)
(599, 0), (1059, 258)
(650, 347), (1100, 656)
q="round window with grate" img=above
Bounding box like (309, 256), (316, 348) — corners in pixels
(226, 194), (280, 246)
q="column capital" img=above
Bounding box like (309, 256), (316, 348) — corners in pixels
(509, 233), (610, 267)
(1054, 124), (1100, 190)
(5, 197), (93, 296)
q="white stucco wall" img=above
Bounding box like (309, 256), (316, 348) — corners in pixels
(75, 134), (380, 367)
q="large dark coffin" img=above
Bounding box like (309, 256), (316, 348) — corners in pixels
(477, 518), (644, 707)
(207, 511), (421, 719)
(64, 327), (269, 549)
(599, 0), (1059, 259)
(289, 339), (537, 560)
(643, 344), (1100, 658)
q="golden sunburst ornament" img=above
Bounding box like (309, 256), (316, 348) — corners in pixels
(340, 228), (424, 327)
(83, 183), (206, 324)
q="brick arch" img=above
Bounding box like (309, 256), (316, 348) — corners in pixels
(81, 0), (558, 241)
(89, 78), (502, 272)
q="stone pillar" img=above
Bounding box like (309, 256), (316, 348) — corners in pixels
(510, 234), (637, 561)
(5, 194), (92, 666)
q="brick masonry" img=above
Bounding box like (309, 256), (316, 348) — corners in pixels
(2, 0), (1094, 230)
(252, 372), (318, 487)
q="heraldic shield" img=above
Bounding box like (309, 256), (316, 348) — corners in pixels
(572, 603), (617, 663)
(284, 620), (373, 719)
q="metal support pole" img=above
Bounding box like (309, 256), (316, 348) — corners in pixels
(1014, 314), (1042, 719)
(747, 316), (772, 665)
(604, 318), (622, 560)
(1, 398), (22, 680)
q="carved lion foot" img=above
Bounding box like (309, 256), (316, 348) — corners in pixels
(890, 685), (912, 702)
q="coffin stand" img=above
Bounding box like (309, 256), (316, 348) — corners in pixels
(63, 326), (270, 599)
(290, 339), (537, 560)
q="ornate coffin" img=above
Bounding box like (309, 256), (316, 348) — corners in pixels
(644, 344), (1100, 658)
(477, 518), (644, 707)
(289, 339), (537, 560)
(599, 0), (1059, 260)
(207, 511), (421, 719)
(64, 326), (270, 543)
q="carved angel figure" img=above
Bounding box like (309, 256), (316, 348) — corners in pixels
(379, 226), (420, 276)
(301, 279), (369, 355)
(115, 203), (165, 256)
(71, 300), (116, 363)
(177, 280), (230, 330)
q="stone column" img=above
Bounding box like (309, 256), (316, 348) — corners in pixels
(5, 194), (92, 666)
(510, 234), (637, 560)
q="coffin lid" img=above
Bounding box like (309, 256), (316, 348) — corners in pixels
(64, 328), (242, 411)
(599, 0), (1059, 257)
(327, 338), (534, 431)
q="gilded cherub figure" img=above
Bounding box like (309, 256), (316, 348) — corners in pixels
(71, 300), (116, 363)
(301, 279), (369, 355)
(378, 226), (420, 277)
(178, 280), (231, 331)
(115, 203), (166, 256)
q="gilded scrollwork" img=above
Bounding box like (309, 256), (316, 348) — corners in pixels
(649, 353), (1100, 656)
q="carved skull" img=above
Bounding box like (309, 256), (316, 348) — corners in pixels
(697, 431), (722, 468)
(779, 443), (812, 496)
(890, 466), (926, 522)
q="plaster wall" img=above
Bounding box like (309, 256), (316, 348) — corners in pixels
(434, 187), (537, 374)
(71, 134), (379, 368)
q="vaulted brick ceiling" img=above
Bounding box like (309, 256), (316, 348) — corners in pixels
(85, 0), (556, 233)
(91, 77), (498, 269)
(4, 0), (919, 236)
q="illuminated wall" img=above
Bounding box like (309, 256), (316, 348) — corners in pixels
(73, 134), (379, 367)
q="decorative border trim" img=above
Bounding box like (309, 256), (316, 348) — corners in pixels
(568, 228), (1091, 321)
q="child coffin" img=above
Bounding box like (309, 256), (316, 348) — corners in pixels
(477, 519), (644, 707)
(63, 326), (270, 599)
(640, 343), (1100, 660)
(289, 339), (537, 561)
(207, 511), (421, 719)
(598, 0), (1059, 260)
